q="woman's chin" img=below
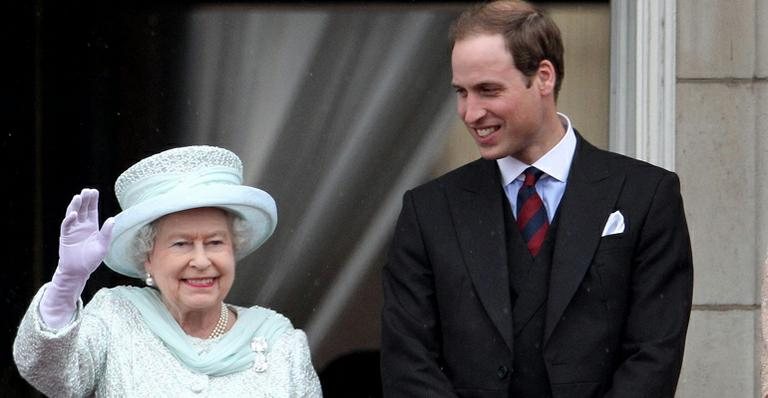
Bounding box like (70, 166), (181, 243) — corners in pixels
(177, 298), (221, 313)
(163, 290), (223, 313)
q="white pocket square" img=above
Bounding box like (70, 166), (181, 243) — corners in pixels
(601, 210), (625, 237)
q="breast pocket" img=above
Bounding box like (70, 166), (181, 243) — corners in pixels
(595, 231), (633, 252)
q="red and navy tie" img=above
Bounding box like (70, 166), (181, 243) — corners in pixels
(516, 167), (549, 256)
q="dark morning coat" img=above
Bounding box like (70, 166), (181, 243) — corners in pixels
(381, 133), (694, 398)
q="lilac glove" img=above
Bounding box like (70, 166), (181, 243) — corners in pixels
(39, 188), (115, 328)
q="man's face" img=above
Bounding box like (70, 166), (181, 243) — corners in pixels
(451, 33), (551, 163)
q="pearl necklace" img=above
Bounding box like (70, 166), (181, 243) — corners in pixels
(208, 303), (229, 339)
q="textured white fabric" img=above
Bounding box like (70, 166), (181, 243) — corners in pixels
(14, 285), (322, 397)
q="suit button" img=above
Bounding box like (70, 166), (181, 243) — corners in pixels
(497, 365), (509, 379)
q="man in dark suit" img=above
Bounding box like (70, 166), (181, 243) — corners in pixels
(380, 1), (694, 397)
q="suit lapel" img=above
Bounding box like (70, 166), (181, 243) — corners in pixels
(447, 160), (514, 353)
(544, 136), (625, 344)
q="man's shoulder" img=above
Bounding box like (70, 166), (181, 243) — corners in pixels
(577, 136), (676, 181)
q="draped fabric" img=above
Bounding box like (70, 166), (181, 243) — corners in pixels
(114, 286), (291, 376)
(174, 6), (460, 365)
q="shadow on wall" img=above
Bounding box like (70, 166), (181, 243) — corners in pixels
(320, 350), (382, 398)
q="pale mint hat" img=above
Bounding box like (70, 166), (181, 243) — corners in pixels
(104, 145), (277, 279)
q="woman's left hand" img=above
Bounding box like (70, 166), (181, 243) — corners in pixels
(57, 188), (115, 277)
(39, 188), (115, 328)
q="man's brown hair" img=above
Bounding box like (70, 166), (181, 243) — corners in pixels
(449, 0), (565, 98)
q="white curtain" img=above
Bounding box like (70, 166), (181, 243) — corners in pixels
(175, 5), (460, 366)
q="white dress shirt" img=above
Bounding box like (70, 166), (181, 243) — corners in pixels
(496, 113), (577, 222)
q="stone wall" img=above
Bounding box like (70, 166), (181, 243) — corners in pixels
(675, 0), (768, 396)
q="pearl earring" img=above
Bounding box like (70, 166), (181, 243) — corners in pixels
(145, 273), (155, 287)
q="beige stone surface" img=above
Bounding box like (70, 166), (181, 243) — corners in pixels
(549, 3), (610, 149)
(677, 0), (756, 79)
(758, 0), (768, 78)
(758, 82), (768, 280)
(762, 255), (767, 398)
(758, 82), (768, 398)
(676, 82), (757, 305)
(677, 310), (755, 397)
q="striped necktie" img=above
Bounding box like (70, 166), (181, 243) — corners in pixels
(516, 167), (549, 256)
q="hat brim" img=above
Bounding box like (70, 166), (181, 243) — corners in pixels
(104, 184), (277, 278)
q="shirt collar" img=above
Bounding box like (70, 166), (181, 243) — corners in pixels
(497, 112), (576, 186)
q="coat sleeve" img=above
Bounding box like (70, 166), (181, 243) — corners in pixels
(381, 190), (460, 398)
(605, 172), (694, 397)
(279, 329), (322, 397)
(13, 283), (108, 397)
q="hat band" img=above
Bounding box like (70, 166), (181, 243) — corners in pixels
(119, 166), (242, 210)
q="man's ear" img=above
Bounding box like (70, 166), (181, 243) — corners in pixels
(535, 60), (557, 97)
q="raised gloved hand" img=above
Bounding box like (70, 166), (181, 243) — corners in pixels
(39, 188), (115, 328)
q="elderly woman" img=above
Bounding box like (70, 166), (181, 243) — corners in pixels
(13, 146), (322, 397)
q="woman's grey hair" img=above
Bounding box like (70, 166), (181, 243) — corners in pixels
(132, 209), (250, 270)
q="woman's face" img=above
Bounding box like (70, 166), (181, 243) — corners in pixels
(144, 207), (236, 317)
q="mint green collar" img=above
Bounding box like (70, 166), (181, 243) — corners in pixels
(113, 286), (291, 376)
